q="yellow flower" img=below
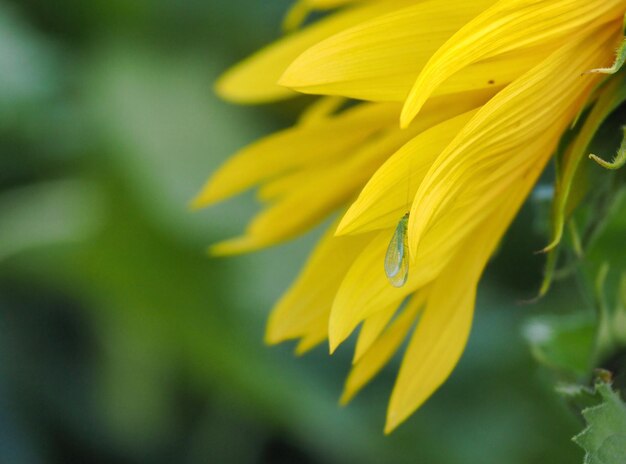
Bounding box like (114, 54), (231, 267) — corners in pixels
(194, 0), (626, 432)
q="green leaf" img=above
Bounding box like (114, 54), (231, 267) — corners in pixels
(0, 3), (61, 114)
(0, 179), (103, 261)
(523, 313), (596, 377)
(556, 383), (603, 411)
(573, 382), (626, 464)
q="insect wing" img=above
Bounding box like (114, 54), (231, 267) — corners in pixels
(384, 216), (409, 287)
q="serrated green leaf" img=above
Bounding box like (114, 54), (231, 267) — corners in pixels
(591, 435), (626, 464)
(556, 383), (603, 411)
(574, 382), (626, 464)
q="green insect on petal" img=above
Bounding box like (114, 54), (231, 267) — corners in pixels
(384, 213), (409, 288)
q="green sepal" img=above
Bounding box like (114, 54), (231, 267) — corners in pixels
(586, 16), (626, 75)
(595, 268), (626, 356)
(540, 72), (626, 296)
(590, 126), (626, 170)
(587, 39), (626, 76)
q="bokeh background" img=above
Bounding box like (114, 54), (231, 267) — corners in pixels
(0, 0), (600, 462)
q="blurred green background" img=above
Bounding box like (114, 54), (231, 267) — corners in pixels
(0, 0), (599, 462)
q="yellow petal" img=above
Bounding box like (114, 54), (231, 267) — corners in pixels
(329, 163), (533, 351)
(340, 294), (424, 405)
(307, 0), (383, 8)
(337, 109), (477, 235)
(352, 302), (397, 363)
(294, 317), (329, 355)
(192, 102), (400, 208)
(400, 0), (625, 126)
(297, 96), (346, 126)
(266, 218), (375, 345)
(384, 168), (541, 433)
(336, 88), (503, 236)
(407, 25), (619, 258)
(283, 0), (386, 32)
(280, 0), (500, 101)
(216, 0), (415, 103)
(384, 269), (477, 433)
(210, 126), (415, 254)
(407, 134), (559, 261)
(212, 88), (494, 253)
(328, 228), (443, 352)
(257, 166), (329, 203)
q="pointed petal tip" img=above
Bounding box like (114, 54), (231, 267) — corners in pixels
(328, 340), (338, 355)
(277, 61), (315, 92)
(399, 95), (424, 129)
(351, 348), (365, 365)
(213, 72), (245, 104)
(297, 336), (327, 356)
(399, 111), (413, 130)
(213, 74), (228, 98)
(188, 198), (202, 212)
(209, 237), (255, 256)
(190, 179), (227, 210)
(214, 70), (264, 105)
(263, 327), (281, 346)
(339, 390), (352, 407)
(216, 68), (295, 105)
(328, 322), (351, 355)
(207, 244), (226, 257)
(294, 343), (310, 356)
(282, 0), (311, 34)
(207, 242), (230, 256)
(276, 53), (306, 87)
(384, 408), (405, 435)
(400, 80), (433, 129)
(328, 329), (346, 355)
(189, 193), (213, 211)
(383, 420), (395, 436)
(334, 216), (354, 237)
(276, 72), (296, 92)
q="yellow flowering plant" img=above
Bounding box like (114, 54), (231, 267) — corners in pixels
(195, 0), (626, 440)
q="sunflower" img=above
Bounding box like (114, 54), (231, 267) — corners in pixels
(194, 0), (626, 433)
